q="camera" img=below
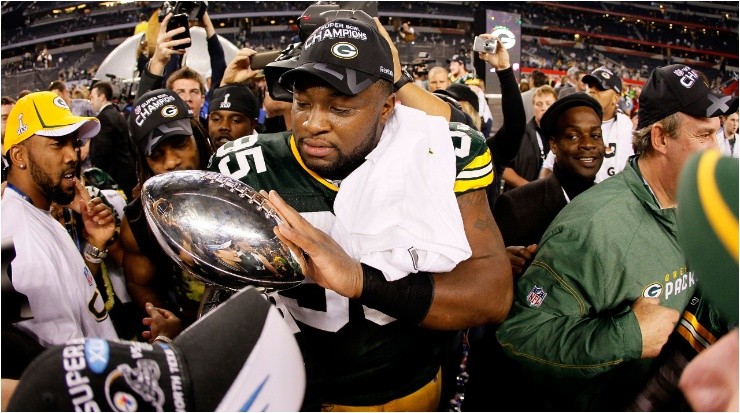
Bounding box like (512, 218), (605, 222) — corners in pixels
(159, 1), (208, 50)
(264, 42), (304, 103)
(159, 1), (208, 22)
(472, 35), (497, 54)
(167, 14), (191, 50)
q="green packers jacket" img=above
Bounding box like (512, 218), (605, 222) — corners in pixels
(495, 156), (716, 410)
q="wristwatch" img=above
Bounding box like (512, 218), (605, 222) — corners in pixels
(83, 243), (108, 263)
(393, 68), (414, 92)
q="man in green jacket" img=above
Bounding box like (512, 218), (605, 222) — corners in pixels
(496, 64), (738, 410)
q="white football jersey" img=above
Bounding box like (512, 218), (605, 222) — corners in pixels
(2, 188), (118, 347)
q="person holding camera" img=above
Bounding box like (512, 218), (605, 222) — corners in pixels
(136, 5), (226, 129)
(208, 16), (513, 411)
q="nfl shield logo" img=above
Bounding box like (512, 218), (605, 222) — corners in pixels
(83, 266), (94, 287)
(526, 285), (547, 307)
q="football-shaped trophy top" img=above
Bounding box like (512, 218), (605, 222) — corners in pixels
(142, 170), (304, 291)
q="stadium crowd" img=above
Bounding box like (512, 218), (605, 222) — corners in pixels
(1, 1), (739, 412)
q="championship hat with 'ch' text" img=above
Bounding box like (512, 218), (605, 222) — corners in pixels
(129, 89), (194, 157)
(279, 18), (395, 96)
(3, 91), (100, 155)
(7, 287), (306, 411)
(637, 64), (739, 130)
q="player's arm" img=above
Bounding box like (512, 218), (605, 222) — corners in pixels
(120, 216), (166, 310)
(267, 188), (513, 330)
(502, 167), (530, 188)
(423, 187), (513, 327)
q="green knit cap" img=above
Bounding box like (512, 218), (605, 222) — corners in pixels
(677, 149), (738, 324)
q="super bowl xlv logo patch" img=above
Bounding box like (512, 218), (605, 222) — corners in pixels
(16, 113), (28, 135)
(220, 93), (231, 109)
(526, 285), (547, 307)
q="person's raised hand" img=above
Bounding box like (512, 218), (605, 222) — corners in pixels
(77, 180), (115, 248)
(150, 13), (190, 75)
(221, 47), (259, 86)
(476, 34), (510, 70)
(373, 17), (402, 83)
(631, 297), (680, 358)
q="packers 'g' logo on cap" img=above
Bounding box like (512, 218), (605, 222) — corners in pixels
(331, 42), (358, 59)
(161, 105), (179, 118)
(643, 283), (663, 298)
(53, 96), (69, 109)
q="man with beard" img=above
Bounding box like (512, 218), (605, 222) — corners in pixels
(2, 91), (119, 348)
(207, 84), (261, 149)
(120, 89), (213, 343)
(209, 18), (512, 410)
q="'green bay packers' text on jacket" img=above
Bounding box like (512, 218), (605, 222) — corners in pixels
(496, 156), (697, 410)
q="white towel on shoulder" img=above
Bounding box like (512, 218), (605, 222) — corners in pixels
(333, 105), (471, 281)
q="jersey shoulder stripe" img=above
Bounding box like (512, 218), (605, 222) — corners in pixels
(450, 122), (494, 194)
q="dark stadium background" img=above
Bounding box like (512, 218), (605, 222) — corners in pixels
(1, 1), (737, 130)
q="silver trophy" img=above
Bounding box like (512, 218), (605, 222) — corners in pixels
(142, 170), (303, 316)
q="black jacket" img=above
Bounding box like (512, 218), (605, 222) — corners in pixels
(89, 104), (138, 200)
(505, 118), (548, 191)
(492, 172), (567, 247)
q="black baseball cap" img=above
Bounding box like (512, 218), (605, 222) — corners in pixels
(582, 66), (622, 95)
(434, 83), (479, 111)
(6, 287), (306, 411)
(637, 64), (739, 130)
(209, 84), (261, 119)
(129, 89), (194, 156)
(279, 18), (395, 96)
(447, 54), (467, 66)
(540, 93), (603, 140)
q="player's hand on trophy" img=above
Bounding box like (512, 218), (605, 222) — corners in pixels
(265, 190), (364, 299)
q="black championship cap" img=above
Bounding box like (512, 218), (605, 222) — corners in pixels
(434, 83), (479, 111)
(539, 93), (603, 140)
(209, 84), (261, 119)
(677, 150), (738, 324)
(278, 18), (395, 96)
(582, 66), (622, 95)
(129, 89), (194, 156)
(447, 54), (467, 66)
(637, 64), (739, 130)
(7, 287), (306, 412)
